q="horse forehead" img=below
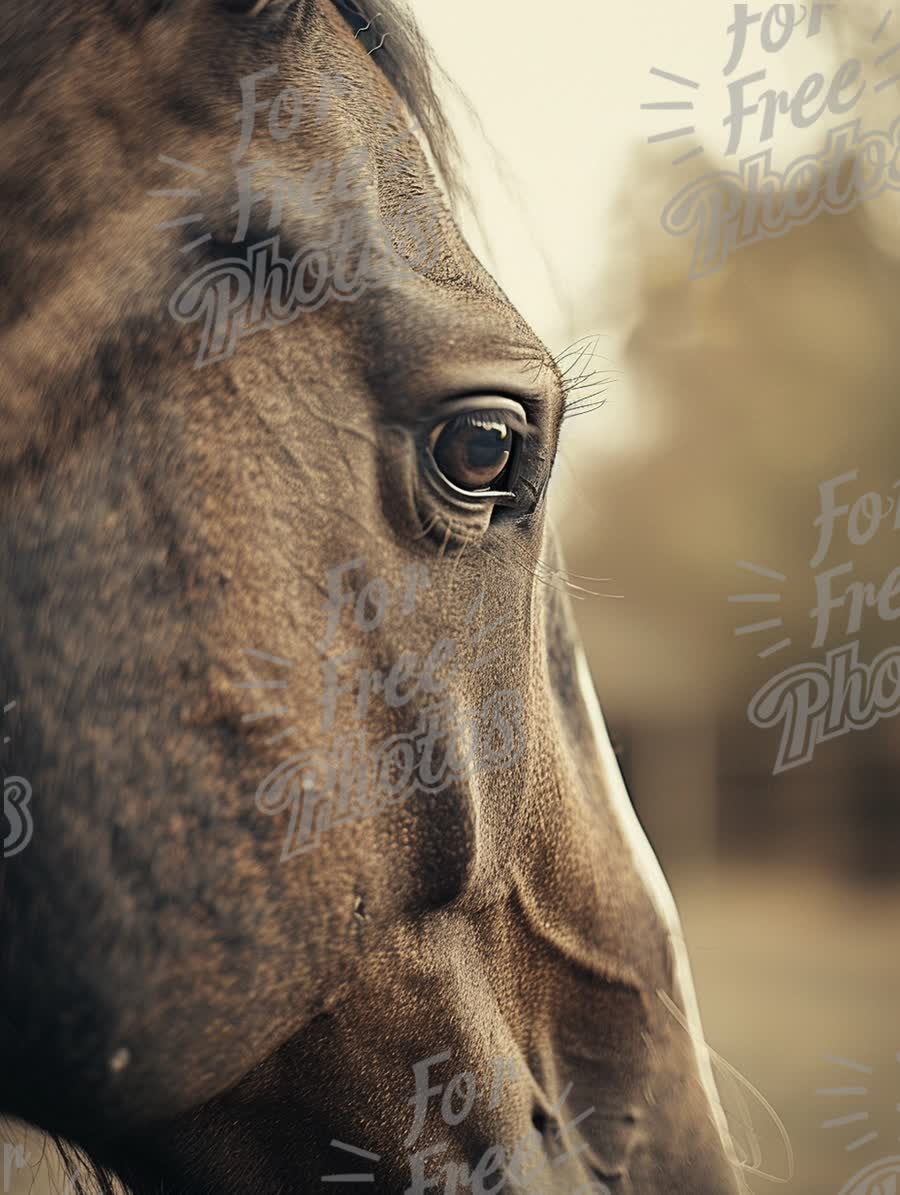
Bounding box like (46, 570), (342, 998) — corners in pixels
(0, 0), (524, 371)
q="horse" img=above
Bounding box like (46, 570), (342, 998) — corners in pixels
(0, 1), (746, 1191)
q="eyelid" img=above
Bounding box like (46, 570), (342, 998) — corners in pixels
(428, 395), (530, 437)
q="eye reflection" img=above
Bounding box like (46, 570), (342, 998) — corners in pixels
(428, 411), (515, 492)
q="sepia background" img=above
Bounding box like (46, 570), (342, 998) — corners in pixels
(5, 1), (899, 1192)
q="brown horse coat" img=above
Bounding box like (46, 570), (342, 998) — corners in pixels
(0, 2), (744, 1191)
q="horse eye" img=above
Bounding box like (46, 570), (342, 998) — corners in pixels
(428, 410), (518, 492)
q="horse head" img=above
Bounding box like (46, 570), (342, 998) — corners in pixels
(0, 2), (745, 1191)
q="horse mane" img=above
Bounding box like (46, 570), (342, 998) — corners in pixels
(330, 0), (467, 207)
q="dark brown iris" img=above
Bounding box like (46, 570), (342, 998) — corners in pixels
(429, 413), (513, 492)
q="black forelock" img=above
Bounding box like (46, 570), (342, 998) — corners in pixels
(330, 0), (465, 206)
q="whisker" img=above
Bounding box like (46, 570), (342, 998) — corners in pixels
(449, 527), (475, 598)
(659, 990), (794, 1184)
(533, 552), (622, 600)
(470, 538), (575, 600)
(412, 513), (440, 542)
(537, 556), (614, 585)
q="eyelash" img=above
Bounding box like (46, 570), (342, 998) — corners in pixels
(551, 335), (618, 422)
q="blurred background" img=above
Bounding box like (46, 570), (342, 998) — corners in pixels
(5, 1), (900, 1192)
